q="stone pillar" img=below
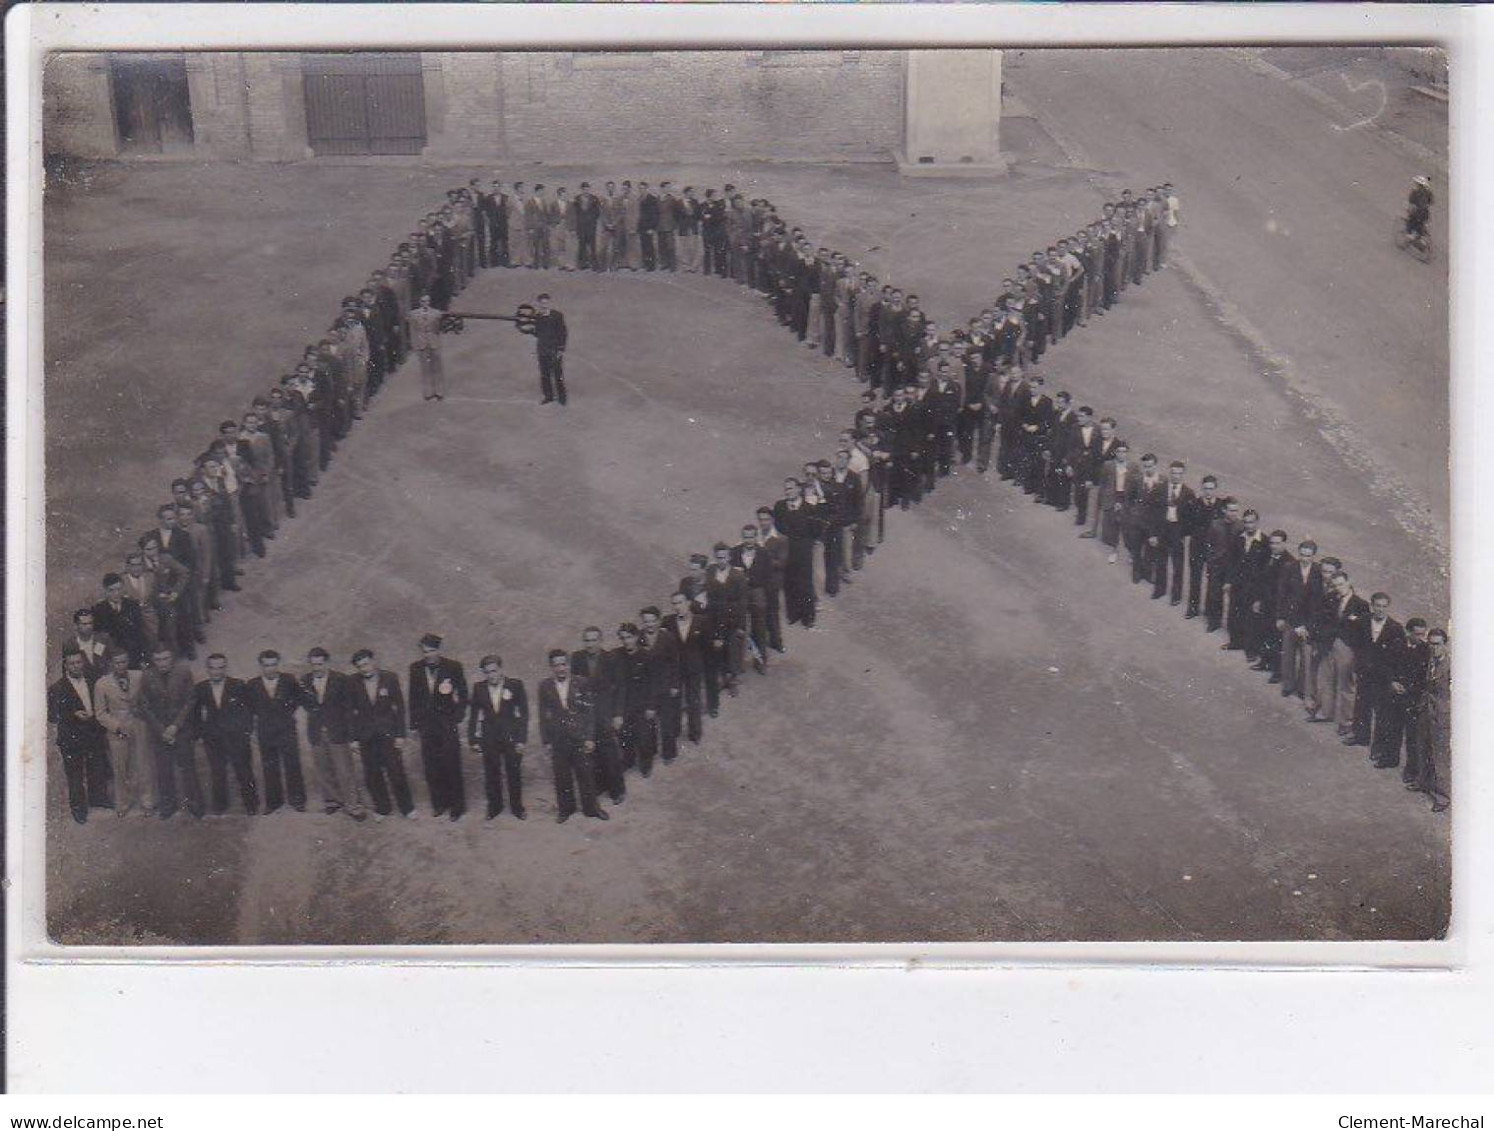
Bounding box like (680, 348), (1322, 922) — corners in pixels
(897, 49), (1008, 176)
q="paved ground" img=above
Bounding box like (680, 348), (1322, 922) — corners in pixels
(41, 49), (1450, 945)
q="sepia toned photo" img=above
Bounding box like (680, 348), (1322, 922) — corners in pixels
(38, 44), (1451, 948)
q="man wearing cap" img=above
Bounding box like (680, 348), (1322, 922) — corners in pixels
(407, 634), (469, 820)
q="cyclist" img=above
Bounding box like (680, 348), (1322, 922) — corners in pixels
(1406, 175), (1434, 241)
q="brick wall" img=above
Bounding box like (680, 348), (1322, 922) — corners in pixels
(487, 51), (905, 164)
(43, 53), (118, 158)
(45, 50), (910, 165)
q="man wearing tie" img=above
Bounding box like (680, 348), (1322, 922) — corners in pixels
(137, 646), (203, 819)
(573, 182), (602, 271)
(570, 625), (623, 797)
(1065, 406), (1103, 528)
(533, 293), (569, 406)
(1350, 592), (1409, 767)
(1225, 509), (1269, 657)
(537, 649), (607, 823)
(407, 633), (469, 821)
(93, 572), (148, 669)
(247, 649), (308, 814)
(48, 648), (113, 823)
(348, 649), (415, 819)
(755, 507), (790, 653)
(467, 654), (529, 821)
(300, 646), (365, 820)
(706, 543), (748, 698)
(68, 608), (116, 685)
(664, 591), (712, 744)
(1149, 460), (1195, 605)
(733, 524), (774, 673)
(1309, 572), (1369, 735)
(1127, 453), (1165, 587)
(1274, 539), (1324, 700)
(1183, 476), (1225, 619)
(95, 649), (149, 816)
(189, 653), (260, 817)
(639, 606), (683, 763)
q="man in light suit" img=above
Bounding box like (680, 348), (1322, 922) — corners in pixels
(407, 633), (469, 820)
(468, 654), (528, 820)
(300, 646), (365, 820)
(136, 645), (203, 819)
(537, 649), (607, 822)
(1096, 441), (1136, 562)
(95, 649), (149, 816)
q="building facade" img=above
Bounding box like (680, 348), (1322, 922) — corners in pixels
(44, 49), (1003, 171)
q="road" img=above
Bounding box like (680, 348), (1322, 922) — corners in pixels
(41, 50), (1451, 946)
(1005, 48), (1450, 583)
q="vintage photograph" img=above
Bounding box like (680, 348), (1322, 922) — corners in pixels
(39, 45), (1450, 946)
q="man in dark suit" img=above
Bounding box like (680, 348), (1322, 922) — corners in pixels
(1202, 497), (1240, 632)
(773, 478), (822, 627)
(1225, 510), (1270, 657)
(1065, 406), (1104, 528)
(483, 178), (509, 267)
(1016, 374), (1054, 496)
(1147, 460), (1196, 604)
(664, 591), (712, 744)
(93, 573), (148, 669)
(67, 607), (116, 685)
(734, 524), (774, 673)
(247, 648), (307, 813)
(347, 648), (415, 818)
(573, 182), (601, 271)
(533, 293), (569, 406)
(706, 543), (748, 698)
(1350, 592), (1409, 766)
(636, 182), (660, 271)
(610, 623), (661, 776)
(407, 633), (468, 820)
(639, 606), (683, 763)
(467, 654), (528, 820)
(48, 649), (113, 822)
(1042, 391), (1077, 509)
(301, 646), (364, 820)
(538, 649), (608, 823)
(1125, 453), (1165, 586)
(1309, 571), (1369, 733)
(755, 507), (789, 653)
(1252, 531), (1294, 676)
(1274, 539), (1324, 700)
(924, 365), (962, 482)
(189, 653), (259, 816)
(1183, 475), (1224, 618)
(571, 625), (624, 800)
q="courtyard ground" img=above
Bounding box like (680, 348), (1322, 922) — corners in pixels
(38, 49), (1450, 945)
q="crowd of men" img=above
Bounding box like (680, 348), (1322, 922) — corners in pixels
(49, 176), (1451, 830)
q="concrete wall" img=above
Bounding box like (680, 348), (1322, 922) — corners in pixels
(43, 50), (926, 166)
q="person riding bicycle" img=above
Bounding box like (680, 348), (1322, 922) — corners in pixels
(1406, 175), (1434, 240)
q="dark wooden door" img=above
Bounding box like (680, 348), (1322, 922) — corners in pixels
(303, 54), (427, 156)
(110, 55), (194, 154)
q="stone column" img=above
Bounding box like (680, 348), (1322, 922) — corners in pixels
(897, 49), (1008, 176)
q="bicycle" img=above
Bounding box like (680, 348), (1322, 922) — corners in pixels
(1395, 215), (1433, 263)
